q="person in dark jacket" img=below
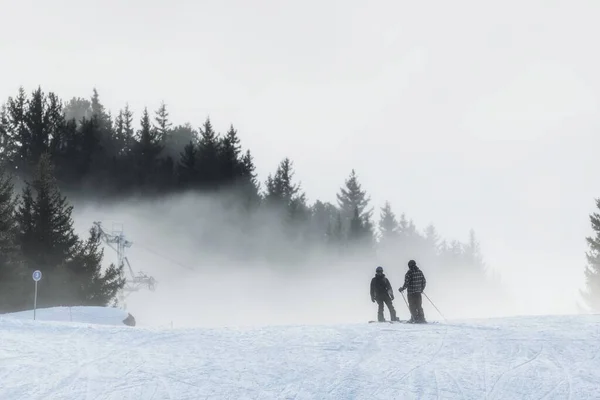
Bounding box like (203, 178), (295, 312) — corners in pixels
(398, 259), (427, 323)
(370, 266), (398, 322)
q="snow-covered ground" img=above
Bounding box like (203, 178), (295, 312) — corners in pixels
(0, 313), (599, 399)
(2, 306), (132, 326)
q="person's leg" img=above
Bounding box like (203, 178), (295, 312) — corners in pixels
(384, 297), (397, 321)
(377, 299), (385, 321)
(416, 293), (426, 322)
(407, 293), (418, 322)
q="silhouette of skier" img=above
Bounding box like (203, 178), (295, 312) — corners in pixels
(398, 259), (427, 323)
(370, 266), (398, 322)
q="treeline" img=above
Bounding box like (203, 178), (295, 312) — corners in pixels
(0, 86), (500, 312)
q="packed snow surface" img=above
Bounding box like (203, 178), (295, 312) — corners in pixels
(1, 306), (131, 326)
(1, 314), (599, 399)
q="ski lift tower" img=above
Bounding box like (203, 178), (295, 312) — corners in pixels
(93, 221), (157, 308)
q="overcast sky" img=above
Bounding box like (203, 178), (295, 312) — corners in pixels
(2, 0), (600, 313)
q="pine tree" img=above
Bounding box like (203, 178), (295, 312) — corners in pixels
(114, 110), (125, 154)
(15, 154), (80, 307)
(196, 117), (221, 188)
(0, 170), (26, 312)
(263, 158), (309, 250)
(177, 141), (198, 188)
(219, 124), (242, 184)
(118, 104), (135, 156)
(134, 107), (163, 187)
(45, 92), (65, 156)
(91, 89), (108, 124)
(15, 154), (124, 307)
(89, 89), (117, 159)
(25, 87), (52, 164)
(238, 150), (261, 210)
(336, 169), (374, 242)
(153, 101), (172, 143)
(378, 201), (399, 242)
(16, 153), (80, 273)
(348, 206), (366, 241)
(582, 198), (600, 312)
(0, 105), (12, 167)
(264, 158), (300, 210)
(6, 87), (29, 172)
(424, 224), (441, 255)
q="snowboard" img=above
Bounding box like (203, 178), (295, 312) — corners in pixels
(368, 320), (407, 324)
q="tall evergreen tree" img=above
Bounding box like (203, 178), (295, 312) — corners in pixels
(15, 153), (80, 306)
(348, 206), (371, 243)
(153, 101), (172, 143)
(196, 117), (221, 188)
(16, 153), (79, 272)
(0, 105), (11, 166)
(0, 170), (26, 312)
(336, 169), (374, 242)
(238, 149), (261, 210)
(219, 125), (242, 184)
(336, 170), (372, 220)
(15, 154), (124, 307)
(119, 104), (135, 156)
(378, 201), (399, 242)
(582, 198), (600, 312)
(6, 87), (29, 172)
(177, 141), (198, 188)
(264, 158), (300, 210)
(134, 107), (163, 188)
(424, 224), (441, 255)
(24, 87), (47, 165)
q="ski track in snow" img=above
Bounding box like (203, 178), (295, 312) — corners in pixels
(1, 315), (600, 399)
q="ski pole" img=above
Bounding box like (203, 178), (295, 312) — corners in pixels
(423, 292), (446, 321)
(400, 291), (410, 311)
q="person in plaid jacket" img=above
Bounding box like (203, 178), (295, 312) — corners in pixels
(398, 259), (427, 323)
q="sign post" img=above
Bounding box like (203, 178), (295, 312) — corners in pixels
(32, 270), (42, 320)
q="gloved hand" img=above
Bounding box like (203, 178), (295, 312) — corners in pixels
(398, 287), (405, 293)
(391, 295), (395, 301)
(371, 298), (375, 303)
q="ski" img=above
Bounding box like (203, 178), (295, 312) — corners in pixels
(368, 320), (439, 324)
(400, 320), (439, 325)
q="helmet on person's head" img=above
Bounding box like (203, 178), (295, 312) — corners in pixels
(408, 260), (416, 268)
(376, 266), (383, 273)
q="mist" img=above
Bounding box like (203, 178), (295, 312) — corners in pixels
(65, 188), (551, 329)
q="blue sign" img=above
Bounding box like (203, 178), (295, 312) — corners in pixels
(32, 270), (42, 282)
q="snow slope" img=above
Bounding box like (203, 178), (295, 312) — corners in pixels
(1, 306), (132, 326)
(0, 314), (599, 399)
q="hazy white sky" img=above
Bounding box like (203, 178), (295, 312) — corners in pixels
(2, 0), (600, 313)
